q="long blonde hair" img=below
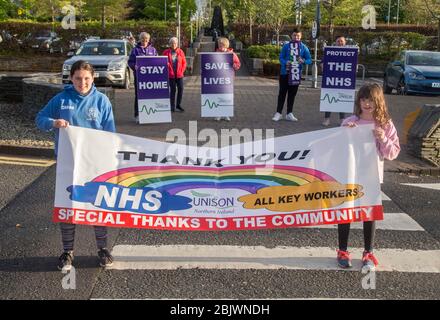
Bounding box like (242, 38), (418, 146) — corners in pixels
(354, 83), (391, 128)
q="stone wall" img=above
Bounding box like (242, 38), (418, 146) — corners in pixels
(0, 56), (64, 72)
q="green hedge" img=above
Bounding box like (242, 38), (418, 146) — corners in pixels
(0, 20), (191, 55)
(246, 45), (281, 60)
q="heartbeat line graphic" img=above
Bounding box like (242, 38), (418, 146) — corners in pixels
(202, 99), (233, 109)
(140, 105), (169, 115)
(320, 93), (353, 104)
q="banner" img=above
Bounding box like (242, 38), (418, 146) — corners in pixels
(200, 53), (234, 117)
(136, 56), (172, 124)
(288, 41), (302, 86)
(54, 125), (383, 231)
(319, 46), (358, 113)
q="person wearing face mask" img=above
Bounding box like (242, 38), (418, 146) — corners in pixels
(163, 37), (187, 112)
(128, 32), (158, 123)
(36, 60), (116, 272)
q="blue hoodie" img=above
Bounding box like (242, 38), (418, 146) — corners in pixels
(35, 84), (116, 156)
(279, 41), (312, 75)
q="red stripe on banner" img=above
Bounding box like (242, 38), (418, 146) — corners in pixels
(53, 205), (383, 231)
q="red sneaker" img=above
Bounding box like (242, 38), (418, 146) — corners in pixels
(362, 251), (379, 270)
(336, 249), (352, 268)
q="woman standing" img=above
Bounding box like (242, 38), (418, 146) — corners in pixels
(128, 32), (158, 123)
(163, 37), (187, 112)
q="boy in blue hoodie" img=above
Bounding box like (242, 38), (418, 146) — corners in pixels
(36, 60), (116, 271)
(272, 28), (312, 122)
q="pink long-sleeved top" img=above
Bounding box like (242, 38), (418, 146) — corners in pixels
(341, 115), (401, 182)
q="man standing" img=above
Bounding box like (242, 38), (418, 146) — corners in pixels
(322, 35), (348, 126)
(272, 28), (312, 122)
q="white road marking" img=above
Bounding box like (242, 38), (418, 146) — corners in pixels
(0, 155), (55, 167)
(109, 245), (440, 273)
(307, 212), (424, 231)
(381, 191), (391, 201)
(401, 183), (440, 191)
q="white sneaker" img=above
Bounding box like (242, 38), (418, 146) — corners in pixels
(286, 113), (298, 121)
(272, 112), (282, 121)
(322, 118), (330, 126)
(215, 117), (221, 121)
(224, 117), (231, 121)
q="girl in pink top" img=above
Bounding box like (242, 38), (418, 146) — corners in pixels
(337, 83), (401, 270)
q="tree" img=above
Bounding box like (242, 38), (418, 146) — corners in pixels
(423, 0), (440, 50)
(264, 0), (294, 45)
(84, 0), (128, 29)
(0, 0), (15, 20)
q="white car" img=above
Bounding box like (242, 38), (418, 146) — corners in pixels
(62, 39), (134, 89)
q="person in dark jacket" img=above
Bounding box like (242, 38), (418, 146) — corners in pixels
(128, 32), (158, 123)
(163, 37), (187, 112)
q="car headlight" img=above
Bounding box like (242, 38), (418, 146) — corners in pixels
(408, 72), (425, 80)
(108, 61), (125, 71)
(63, 64), (71, 71)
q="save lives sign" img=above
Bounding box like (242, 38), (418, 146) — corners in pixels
(54, 125), (383, 231)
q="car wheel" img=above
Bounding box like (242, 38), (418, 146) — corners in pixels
(383, 76), (392, 94)
(123, 69), (130, 90)
(396, 78), (407, 95)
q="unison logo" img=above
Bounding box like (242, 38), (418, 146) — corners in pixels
(191, 191), (235, 209)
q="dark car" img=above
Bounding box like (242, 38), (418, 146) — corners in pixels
(383, 50), (440, 95)
(27, 30), (63, 54)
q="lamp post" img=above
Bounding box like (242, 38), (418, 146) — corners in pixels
(396, 0), (400, 25)
(387, 0), (391, 25)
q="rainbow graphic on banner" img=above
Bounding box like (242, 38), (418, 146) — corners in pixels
(92, 165), (336, 195)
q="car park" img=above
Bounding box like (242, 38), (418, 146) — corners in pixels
(383, 50), (440, 95)
(62, 39), (134, 89)
(271, 34), (291, 46)
(27, 30), (63, 54)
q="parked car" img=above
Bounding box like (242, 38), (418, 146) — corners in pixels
(27, 30), (63, 53)
(62, 39), (134, 89)
(271, 34), (291, 46)
(383, 50), (440, 95)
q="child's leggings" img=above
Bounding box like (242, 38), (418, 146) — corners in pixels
(60, 223), (108, 252)
(338, 221), (376, 252)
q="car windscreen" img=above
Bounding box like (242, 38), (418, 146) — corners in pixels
(76, 41), (125, 56)
(407, 52), (440, 67)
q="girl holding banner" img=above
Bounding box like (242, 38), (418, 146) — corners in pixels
(337, 83), (400, 270)
(215, 37), (241, 121)
(163, 37), (187, 112)
(36, 60), (116, 271)
(272, 28), (311, 122)
(128, 32), (158, 123)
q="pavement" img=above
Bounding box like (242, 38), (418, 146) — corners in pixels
(0, 54), (439, 175)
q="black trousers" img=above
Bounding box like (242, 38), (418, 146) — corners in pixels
(276, 75), (299, 114)
(324, 112), (345, 119)
(169, 78), (184, 110)
(338, 221), (376, 252)
(134, 74), (139, 117)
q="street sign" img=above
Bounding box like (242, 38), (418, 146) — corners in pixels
(312, 21), (318, 39)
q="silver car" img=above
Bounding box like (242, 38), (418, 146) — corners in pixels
(62, 39), (134, 89)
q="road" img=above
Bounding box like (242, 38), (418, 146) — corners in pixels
(0, 161), (439, 301)
(0, 74), (439, 304)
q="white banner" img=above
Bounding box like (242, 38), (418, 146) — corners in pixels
(54, 125), (383, 231)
